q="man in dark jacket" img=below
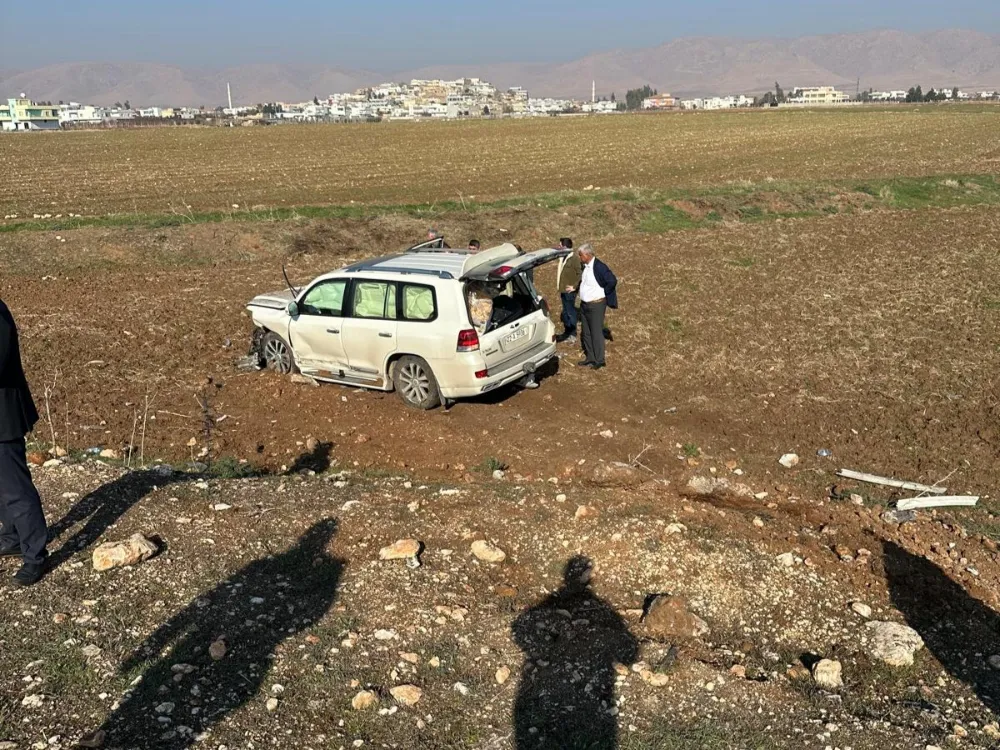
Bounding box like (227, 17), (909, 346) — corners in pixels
(576, 244), (617, 370)
(555, 238), (582, 343)
(0, 298), (49, 587)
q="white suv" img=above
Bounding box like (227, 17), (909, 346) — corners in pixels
(246, 239), (569, 409)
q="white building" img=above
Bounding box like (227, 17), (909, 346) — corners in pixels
(784, 86), (850, 106)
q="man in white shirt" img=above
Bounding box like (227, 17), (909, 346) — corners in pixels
(576, 244), (618, 370)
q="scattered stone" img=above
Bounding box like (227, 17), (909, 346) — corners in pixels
(81, 645), (102, 659)
(27, 451), (47, 466)
(574, 505), (597, 520)
(290, 374), (319, 386)
(776, 552), (796, 567)
(492, 469), (506, 481)
(834, 545), (854, 562)
(599, 430), (614, 439)
(374, 629), (397, 641)
(154, 702), (175, 715)
(639, 670), (669, 687)
(21, 694), (44, 708)
(43, 458), (62, 468)
(641, 595), (709, 639)
(983, 723), (1000, 740)
(778, 453), (799, 469)
(471, 540), (506, 563)
(305, 436), (319, 452)
(399, 652), (419, 664)
(850, 493), (865, 505)
(92, 534), (158, 572)
(987, 655), (1000, 670)
(495, 666), (511, 685)
(352, 690), (379, 710)
(665, 523), (687, 534)
(729, 664), (747, 679)
(683, 476), (754, 500)
(752, 516), (765, 528)
(453, 682), (470, 696)
(882, 509), (917, 525)
(866, 621), (925, 666)
(52, 613), (68, 624)
(379, 539), (422, 564)
(99, 449), (120, 460)
(590, 461), (641, 488)
(389, 685), (422, 706)
(786, 664), (811, 681)
(209, 639), (227, 661)
(428, 656), (441, 668)
(212, 503), (232, 512)
(811, 659), (844, 689)
(851, 602), (873, 619)
(265, 697), (279, 712)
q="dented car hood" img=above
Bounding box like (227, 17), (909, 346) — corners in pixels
(247, 289), (296, 310)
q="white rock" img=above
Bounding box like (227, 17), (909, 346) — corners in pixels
(22, 694), (45, 708)
(373, 629), (397, 641)
(778, 453), (799, 469)
(987, 654), (1000, 670)
(495, 665), (511, 685)
(776, 552), (796, 567)
(492, 469), (506, 481)
(453, 682), (470, 696)
(389, 684), (422, 706)
(866, 621), (925, 666)
(599, 429), (614, 439)
(351, 690), (379, 710)
(665, 523), (687, 534)
(811, 659), (843, 689)
(265, 697), (279, 712)
(471, 540), (506, 563)
(154, 702), (175, 714)
(850, 602), (873, 619)
(212, 503), (232, 511)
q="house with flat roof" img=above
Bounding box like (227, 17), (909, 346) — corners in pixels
(1, 96), (60, 131)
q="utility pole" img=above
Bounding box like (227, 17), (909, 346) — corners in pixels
(227, 82), (233, 111)
(592, 80), (596, 103)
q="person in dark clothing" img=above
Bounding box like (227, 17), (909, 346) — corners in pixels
(555, 238), (582, 343)
(512, 556), (638, 749)
(0, 298), (49, 587)
(576, 244), (618, 370)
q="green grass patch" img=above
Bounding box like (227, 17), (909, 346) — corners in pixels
(638, 204), (699, 232)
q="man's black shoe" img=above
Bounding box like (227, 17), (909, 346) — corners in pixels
(577, 360), (595, 367)
(0, 545), (21, 559)
(11, 561), (46, 588)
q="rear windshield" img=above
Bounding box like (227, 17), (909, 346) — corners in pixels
(465, 273), (541, 333)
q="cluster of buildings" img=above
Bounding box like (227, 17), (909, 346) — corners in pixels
(4, 79), (1000, 131)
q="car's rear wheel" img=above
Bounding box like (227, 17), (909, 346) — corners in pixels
(261, 331), (296, 374)
(393, 356), (441, 410)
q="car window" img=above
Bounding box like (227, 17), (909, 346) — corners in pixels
(300, 280), (347, 316)
(402, 284), (436, 321)
(351, 281), (397, 320)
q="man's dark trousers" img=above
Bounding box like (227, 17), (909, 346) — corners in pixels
(580, 300), (607, 366)
(560, 291), (578, 336)
(0, 439), (48, 565)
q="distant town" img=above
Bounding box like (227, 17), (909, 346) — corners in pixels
(3, 77), (999, 131)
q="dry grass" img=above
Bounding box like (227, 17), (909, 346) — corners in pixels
(2, 107), (999, 217)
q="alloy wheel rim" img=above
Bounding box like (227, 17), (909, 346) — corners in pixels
(264, 339), (290, 374)
(400, 362), (430, 403)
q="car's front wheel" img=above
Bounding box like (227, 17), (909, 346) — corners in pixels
(261, 331), (296, 374)
(393, 356), (441, 410)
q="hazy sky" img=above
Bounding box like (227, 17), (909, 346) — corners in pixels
(2, 0), (997, 71)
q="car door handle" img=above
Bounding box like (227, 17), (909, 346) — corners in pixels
(327, 328), (340, 334)
(379, 332), (393, 338)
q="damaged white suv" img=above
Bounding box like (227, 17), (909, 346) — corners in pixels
(246, 238), (569, 409)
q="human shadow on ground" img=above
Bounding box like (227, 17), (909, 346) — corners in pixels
(90, 518), (344, 750)
(883, 540), (1000, 714)
(47, 467), (189, 571)
(512, 555), (639, 749)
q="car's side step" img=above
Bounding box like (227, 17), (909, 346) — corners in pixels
(309, 373), (392, 391)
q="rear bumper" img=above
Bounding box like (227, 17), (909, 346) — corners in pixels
(441, 343), (556, 398)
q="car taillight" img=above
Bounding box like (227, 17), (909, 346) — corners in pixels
(489, 265), (514, 277)
(457, 329), (480, 352)
(475, 368), (489, 379)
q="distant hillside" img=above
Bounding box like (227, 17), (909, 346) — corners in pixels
(3, 29), (998, 105)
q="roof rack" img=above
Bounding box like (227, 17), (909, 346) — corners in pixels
(342, 265), (455, 280)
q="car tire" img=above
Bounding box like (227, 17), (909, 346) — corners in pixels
(393, 356), (441, 410)
(261, 331), (296, 374)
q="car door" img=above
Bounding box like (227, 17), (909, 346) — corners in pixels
(340, 279), (398, 381)
(288, 279), (349, 374)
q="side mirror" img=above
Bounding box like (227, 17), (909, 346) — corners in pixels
(286, 301), (299, 317)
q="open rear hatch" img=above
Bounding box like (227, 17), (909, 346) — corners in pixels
(460, 247), (570, 282)
(464, 247), (570, 377)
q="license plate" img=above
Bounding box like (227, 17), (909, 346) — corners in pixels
(502, 327), (528, 348)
